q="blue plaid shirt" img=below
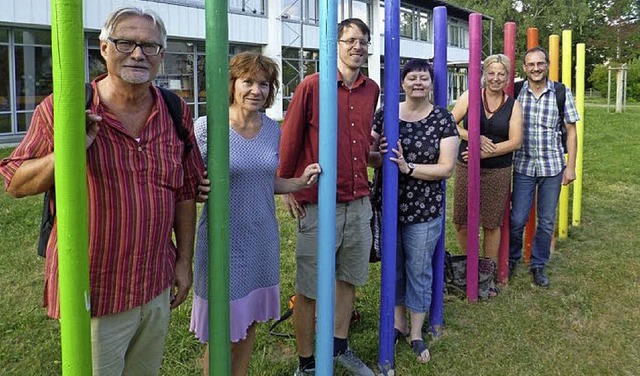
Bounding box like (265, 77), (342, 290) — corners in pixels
(514, 79), (580, 177)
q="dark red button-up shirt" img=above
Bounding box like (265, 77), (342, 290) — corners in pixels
(278, 72), (380, 205)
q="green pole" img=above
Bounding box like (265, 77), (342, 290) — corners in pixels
(205, 0), (231, 374)
(51, 0), (92, 374)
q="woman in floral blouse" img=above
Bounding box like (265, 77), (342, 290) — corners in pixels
(371, 58), (458, 364)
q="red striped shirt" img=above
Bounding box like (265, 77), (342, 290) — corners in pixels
(0, 76), (204, 318)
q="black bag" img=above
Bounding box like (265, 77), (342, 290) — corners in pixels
(36, 84), (189, 257)
(369, 169), (382, 263)
(444, 251), (498, 300)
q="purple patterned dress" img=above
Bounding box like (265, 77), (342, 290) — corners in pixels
(190, 113), (281, 342)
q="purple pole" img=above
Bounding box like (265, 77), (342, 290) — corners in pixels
(466, 13), (483, 302)
(429, 6), (447, 336)
(378, 0), (400, 373)
(316, 0), (338, 374)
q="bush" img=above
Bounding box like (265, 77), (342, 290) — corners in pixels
(589, 58), (640, 101)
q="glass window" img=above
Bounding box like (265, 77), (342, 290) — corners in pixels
(400, 8), (414, 39)
(197, 103), (207, 120)
(419, 12), (431, 42)
(0, 45), (10, 112)
(17, 111), (33, 132)
(0, 114), (10, 134)
(197, 54), (206, 102)
(230, 0), (266, 15)
(282, 0), (301, 21)
(352, 1), (369, 25)
(14, 28), (50, 45)
(307, 0), (318, 24)
(156, 52), (195, 103)
(379, 4), (385, 32)
(14, 45), (53, 111)
(0, 27), (8, 43)
(166, 40), (193, 53)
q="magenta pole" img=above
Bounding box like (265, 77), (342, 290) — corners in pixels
(378, 0), (400, 372)
(429, 5), (447, 336)
(466, 13), (483, 302)
(498, 22), (516, 285)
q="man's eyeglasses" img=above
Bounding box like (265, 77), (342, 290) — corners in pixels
(338, 38), (370, 47)
(108, 38), (163, 56)
(525, 62), (548, 69)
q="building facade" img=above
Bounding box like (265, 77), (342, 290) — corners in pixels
(0, 0), (486, 143)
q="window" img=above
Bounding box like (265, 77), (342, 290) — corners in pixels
(352, 1), (370, 25)
(281, 47), (319, 111)
(87, 35), (106, 82)
(282, 0), (318, 24)
(229, 0), (266, 16)
(156, 40), (195, 103)
(0, 42), (9, 133)
(419, 11), (432, 42)
(448, 19), (469, 48)
(400, 7), (414, 39)
(14, 28), (52, 132)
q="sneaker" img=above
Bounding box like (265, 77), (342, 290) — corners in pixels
(293, 366), (315, 376)
(335, 348), (375, 376)
(530, 267), (549, 288)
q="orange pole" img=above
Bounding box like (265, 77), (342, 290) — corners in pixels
(523, 28), (538, 265)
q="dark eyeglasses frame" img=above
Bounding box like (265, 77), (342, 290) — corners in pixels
(108, 37), (163, 56)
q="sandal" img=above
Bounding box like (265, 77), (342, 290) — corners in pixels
(408, 338), (431, 364)
(394, 328), (408, 346)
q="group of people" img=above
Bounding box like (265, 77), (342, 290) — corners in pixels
(0, 6), (579, 376)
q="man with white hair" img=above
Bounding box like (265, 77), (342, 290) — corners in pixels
(0, 7), (203, 375)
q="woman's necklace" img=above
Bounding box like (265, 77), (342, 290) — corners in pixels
(483, 89), (505, 114)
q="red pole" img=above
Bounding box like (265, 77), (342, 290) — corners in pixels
(498, 22), (516, 285)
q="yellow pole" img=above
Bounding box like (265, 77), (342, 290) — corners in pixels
(572, 44), (585, 226)
(558, 30), (572, 239)
(549, 35), (560, 81)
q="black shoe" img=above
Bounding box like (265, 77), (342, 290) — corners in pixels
(509, 260), (517, 280)
(530, 267), (549, 288)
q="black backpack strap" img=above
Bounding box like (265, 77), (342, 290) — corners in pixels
(157, 87), (192, 155)
(553, 81), (568, 153)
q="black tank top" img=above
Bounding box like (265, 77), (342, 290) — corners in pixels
(459, 95), (515, 169)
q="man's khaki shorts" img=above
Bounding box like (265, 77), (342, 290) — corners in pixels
(295, 197), (373, 299)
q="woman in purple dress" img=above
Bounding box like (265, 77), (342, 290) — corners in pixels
(190, 52), (320, 375)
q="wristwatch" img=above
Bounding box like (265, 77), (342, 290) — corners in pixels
(407, 162), (416, 176)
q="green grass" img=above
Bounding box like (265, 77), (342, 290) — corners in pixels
(1, 104), (639, 375)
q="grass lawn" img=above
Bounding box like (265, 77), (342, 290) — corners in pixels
(1, 103), (639, 375)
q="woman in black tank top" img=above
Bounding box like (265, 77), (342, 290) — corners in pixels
(450, 54), (523, 280)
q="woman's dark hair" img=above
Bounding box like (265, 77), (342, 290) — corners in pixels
(401, 59), (434, 82)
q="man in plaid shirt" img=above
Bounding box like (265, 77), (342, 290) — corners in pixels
(509, 46), (580, 288)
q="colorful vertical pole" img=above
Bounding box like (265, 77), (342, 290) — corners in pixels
(499, 22), (516, 285)
(205, 0), (231, 374)
(549, 35), (560, 82)
(430, 5), (447, 335)
(524, 28), (538, 264)
(51, 1), (92, 374)
(466, 13), (482, 302)
(572, 44), (585, 226)
(316, 1), (338, 374)
(558, 30), (572, 239)
(378, 0), (400, 372)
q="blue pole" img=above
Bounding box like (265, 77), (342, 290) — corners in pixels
(378, 0), (400, 373)
(316, 1), (337, 374)
(430, 6), (448, 337)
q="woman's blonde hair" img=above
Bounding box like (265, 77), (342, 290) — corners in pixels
(483, 54), (511, 77)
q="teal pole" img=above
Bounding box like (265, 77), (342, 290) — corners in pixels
(51, 0), (92, 374)
(205, 0), (231, 374)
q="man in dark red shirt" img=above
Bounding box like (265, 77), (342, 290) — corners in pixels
(1, 7), (202, 375)
(278, 18), (380, 376)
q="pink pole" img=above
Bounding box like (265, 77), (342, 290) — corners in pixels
(466, 13), (482, 302)
(498, 22), (516, 285)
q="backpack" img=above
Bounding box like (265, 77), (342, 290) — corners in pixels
(37, 84), (189, 258)
(514, 80), (567, 153)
